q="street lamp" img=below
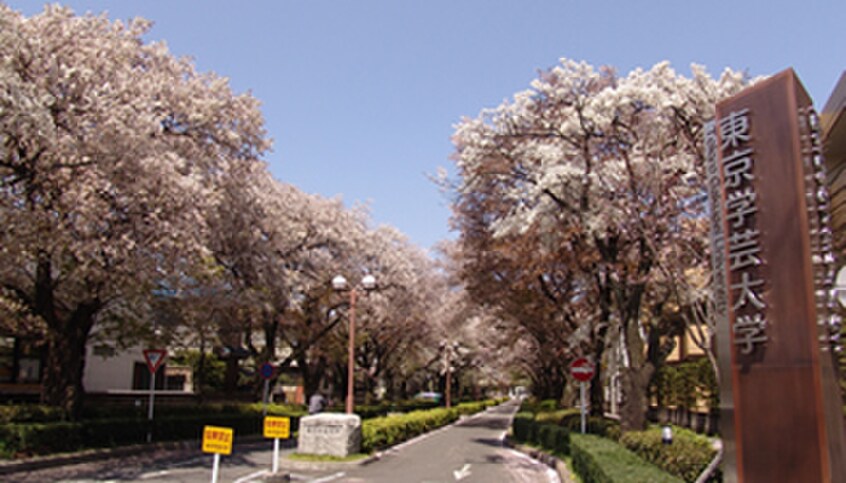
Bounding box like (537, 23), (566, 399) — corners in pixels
(441, 341), (459, 409)
(332, 274), (377, 414)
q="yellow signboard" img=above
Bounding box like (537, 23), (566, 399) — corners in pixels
(202, 425), (234, 455)
(263, 416), (290, 439)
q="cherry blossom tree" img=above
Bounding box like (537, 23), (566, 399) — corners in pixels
(451, 59), (749, 430)
(0, 5), (268, 417)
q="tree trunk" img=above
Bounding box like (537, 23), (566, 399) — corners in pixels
(35, 252), (99, 420)
(619, 365), (654, 431)
(224, 357), (239, 393)
(42, 316), (95, 420)
(590, 330), (608, 416)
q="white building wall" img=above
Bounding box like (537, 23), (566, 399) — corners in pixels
(83, 344), (144, 392)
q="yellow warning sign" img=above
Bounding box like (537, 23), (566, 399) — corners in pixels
(263, 416), (290, 439)
(202, 425), (234, 455)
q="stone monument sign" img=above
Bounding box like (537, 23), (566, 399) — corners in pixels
(297, 413), (362, 458)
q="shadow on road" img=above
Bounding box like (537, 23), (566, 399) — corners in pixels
(472, 437), (505, 448)
(456, 417), (509, 429)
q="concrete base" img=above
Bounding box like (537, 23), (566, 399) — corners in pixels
(296, 413), (361, 457)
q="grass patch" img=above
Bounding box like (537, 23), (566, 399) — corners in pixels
(288, 452), (369, 462)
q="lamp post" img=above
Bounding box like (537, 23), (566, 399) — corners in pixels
(332, 274), (377, 414)
(441, 341), (459, 409)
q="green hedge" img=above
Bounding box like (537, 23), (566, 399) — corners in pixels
(512, 412), (537, 443)
(510, 412), (570, 456)
(571, 433), (683, 483)
(1, 399), (496, 459)
(0, 407), (304, 458)
(360, 399), (497, 454)
(0, 404), (68, 424)
(558, 412), (621, 441)
(619, 427), (717, 482)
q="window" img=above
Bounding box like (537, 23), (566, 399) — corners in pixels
(132, 362), (165, 390)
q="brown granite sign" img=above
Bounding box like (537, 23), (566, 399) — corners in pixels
(707, 69), (846, 483)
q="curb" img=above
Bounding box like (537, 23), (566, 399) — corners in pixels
(0, 434), (268, 476)
(503, 437), (577, 483)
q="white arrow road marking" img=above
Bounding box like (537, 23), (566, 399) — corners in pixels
(453, 463), (472, 481)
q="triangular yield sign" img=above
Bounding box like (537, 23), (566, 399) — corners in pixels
(143, 349), (167, 374)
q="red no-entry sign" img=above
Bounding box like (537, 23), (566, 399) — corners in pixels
(570, 357), (595, 382)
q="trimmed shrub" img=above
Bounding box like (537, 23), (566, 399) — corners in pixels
(558, 412), (621, 441)
(571, 433), (683, 483)
(619, 426), (717, 482)
(0, 404), (305, 458)
(511, 411), (570, 456)
(0, 404), (67, 423)
(361, 407), (457, 453)
(360, 400), (495, 454)
(537, 423), (570, 455)
(535, 408), (580, 425)
(6, 422), (84, 456)
(512, 412), (536, 443)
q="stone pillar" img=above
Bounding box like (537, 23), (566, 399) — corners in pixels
(296, 413), (361, 457)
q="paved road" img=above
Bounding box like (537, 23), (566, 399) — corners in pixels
(5, 402), (557, 483)
(302, 401), (558, 483)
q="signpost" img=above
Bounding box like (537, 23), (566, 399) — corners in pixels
(706, 69), (846, 482)
(263, 416), (290, 474)
(143, 349), (167, 442)
(570, 357), (594, 434)
(259, 362), (275, 417)
(202, 425), (234, 483)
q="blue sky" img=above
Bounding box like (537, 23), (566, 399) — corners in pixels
(6, 1), (845, 250)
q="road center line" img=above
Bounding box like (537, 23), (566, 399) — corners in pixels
(233, 469), (269, 483)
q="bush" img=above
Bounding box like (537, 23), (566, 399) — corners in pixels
(0, 404), (67, 423)
(537, 423), (570, 455)
(511, 412), (536, 443)
(558, 412), (621, 441)
(360, 400), (495, 454)
(0, 403), (306, 458)
(3, 422), (84, 456)
(571, 433), (683, 483)
(511, 411), (570, 456)
(619, 426), (717, 482)
(361, 407), (457, 453)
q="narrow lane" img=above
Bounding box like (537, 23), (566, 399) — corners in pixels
(324, 401), (558, 483)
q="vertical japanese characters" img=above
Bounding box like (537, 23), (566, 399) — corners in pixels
(715, 109), (769, 356)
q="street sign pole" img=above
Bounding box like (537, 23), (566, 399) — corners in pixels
(264, 416), (290, 473)
(143, 349), (167, 443)
(148, 369), (156, 420)
(272, 437), (280, 474)
(211, 453), (220, 483)
(262, 379), (270, 417)
(259, 362), (274, 417)
(569, 357), (595, 435)
(580, 382), (586, 434)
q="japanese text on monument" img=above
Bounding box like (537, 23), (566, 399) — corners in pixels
(719, 109), (768, 355)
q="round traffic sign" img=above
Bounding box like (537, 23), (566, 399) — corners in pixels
(570, 357), (595, 382)
(259, 362), (275, 380)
